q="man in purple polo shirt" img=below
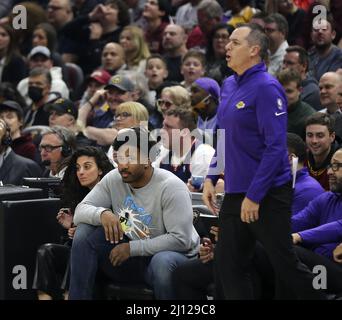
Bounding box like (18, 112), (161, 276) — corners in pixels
(203, 24), (324, 300)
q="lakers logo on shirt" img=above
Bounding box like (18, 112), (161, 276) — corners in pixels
(277, 98), (283, 110)
(236, 101), (245, 109)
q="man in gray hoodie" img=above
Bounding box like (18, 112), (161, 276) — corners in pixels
(69, 127), (200, 299)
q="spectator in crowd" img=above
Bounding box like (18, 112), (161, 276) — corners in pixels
(180, 49), (206, 90)
(68, 127), (200, 299)
(318, 72), (342, 116)
(45, 98), (96, 147)
(139, 0), (171, 54)
(106, 101), (150, 164)
(264, 13), (289, 76)
(61, 0), (130, 75)
(205, 23), (234, 85)
(119, 25), (151, 74)
(191, 77), (220, 148)
(277, 68), (315, 140)
(162, 23), (188, 82)
(77, 74), (138, 145)
(287, 132), (325, 215)
(309, 17), (342, 82)
(157, 85), (191, 116)
(33, 146), (113, 300)
(0, 118), (42, 185)
(305, 112), (341, 190)
(23, 67), (54, 127)
(32, 22), (64, 67)
(18, 46), (69, 106)
(79, 69), (112, 108)
(269, 0), (306, 45)
(203, 24), (324, 300)
(154, 108), (215, 190)
(0, 23), (27, 86)
(0, 100), (38, 161)
(46, 0), (76, 60)
(282, 45), (321, 111)
(144, 54), (169, 105)
(187, 0), (223, 50)
(39, 125), (76, 178)
(175, 0), (202, 33)
(100, 42), (127, 76)
(47, 0), (74, 31)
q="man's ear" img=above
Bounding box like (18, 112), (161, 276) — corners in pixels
(330, 132), (336, 143)
(250, 45), (260, 59)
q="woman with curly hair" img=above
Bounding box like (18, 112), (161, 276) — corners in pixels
(33, 146), (113, 300)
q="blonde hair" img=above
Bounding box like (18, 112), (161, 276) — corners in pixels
(121, 26), (150, 67)
(161, 85), (191, 109)
(116, 101), (149, 125)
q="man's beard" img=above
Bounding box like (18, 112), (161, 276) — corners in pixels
(315, 42), (331, 52)
(330, 178), (342, 193)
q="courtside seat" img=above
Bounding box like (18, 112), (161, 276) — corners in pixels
(103, 205), (210, 300)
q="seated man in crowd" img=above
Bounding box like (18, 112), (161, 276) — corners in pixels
(77, 74), (138, 146)
(305, 112), (341, 190)
(153, 108), (215, 192)
(287, 132), (325, 215)
(0, 118), (42, 185)
(17, 46), (69, 106)
(45, 98), (96, 147)
(39, 126), (76, 178)
(277, 69), (315, 140)
(69, 127), (200, 300)
(191, 77), (220, 149)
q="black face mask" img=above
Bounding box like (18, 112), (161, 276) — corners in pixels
(28, 86), (44, 103)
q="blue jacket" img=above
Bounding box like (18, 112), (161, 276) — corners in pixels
(208, 62), (291, 202)
(292, 192), (342, 259)
(292, 167), (325, 215)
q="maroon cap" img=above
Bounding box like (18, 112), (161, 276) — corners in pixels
(89, 69), (111, 85)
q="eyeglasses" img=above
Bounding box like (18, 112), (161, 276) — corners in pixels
(39, 145), (62, 152)
(156, 99), (173, 109)
(328, 163), (342, 172)
(116, 112), (132, 119)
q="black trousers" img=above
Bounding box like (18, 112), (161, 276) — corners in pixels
(214, 182), (325, 300)
(32, 243), (70, 299)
